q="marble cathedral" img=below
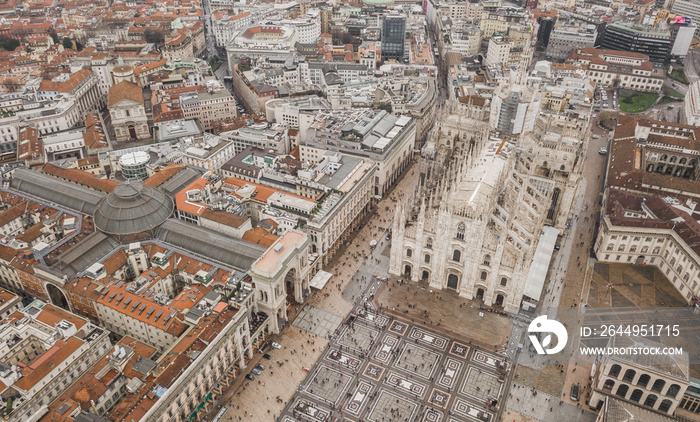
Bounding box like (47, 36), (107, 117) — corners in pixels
(389, 99), (590, 311)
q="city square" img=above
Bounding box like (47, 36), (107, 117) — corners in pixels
(278, 302), (509, 422)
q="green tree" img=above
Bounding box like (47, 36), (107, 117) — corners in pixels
(144, 29), (164, 46)
(0, 36), (19, 52)
(49, 31), (59, 44)
(62, 37), (73, 50)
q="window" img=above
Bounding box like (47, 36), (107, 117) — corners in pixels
(480, 271), (487, 280)
(667, 384), (681, 398)
(616, 384), (629, 398)
(483, 255), (491, 266)
(452, 250), (461, 262)
(623, 369), (636, 383)
(609, 364), (622, 377)
(630, 389), (643, 403)
(424, 254), (430, 263)
(456, 223), (465, 240)
(500, 277), (507, 287)
(651, 379), (666, 393)
(658, 399), (673, 413)
(426, 238), (433, 249)
(644, 394), (658, 408)
(406, 248), (412, 258)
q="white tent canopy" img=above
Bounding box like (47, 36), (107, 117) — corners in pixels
(523, 226), (560, 301)
(309, 270), (333, 290)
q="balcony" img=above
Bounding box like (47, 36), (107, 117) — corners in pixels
(249, 311), (269, 335)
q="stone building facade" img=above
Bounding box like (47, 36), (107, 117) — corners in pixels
(390, 102), (587, 311)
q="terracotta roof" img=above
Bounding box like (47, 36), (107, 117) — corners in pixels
(242, 226), (278, 247)
(15, 337), (84, 391)
(0, 203), (24, 226)
(97, 285), (188, 335)
(142, 165), (184, 187)
(38, 68), (93, 93)
(200, 209), (248, 228)
(458, 95), (487, 107)
(15, 223), (44, 243)
(606, 116), (700, 200)
(42, 163), (118, 192)
(108, 80), (143, 107)
(17, 127), (41, 162)
(133, 58), (167, 76)
(174, 178), (210, 216)
(34, 304), (88, 331)
(102, 250), (129, 274)
(222, 177), (309, 203)
(605, 189), (700, 257)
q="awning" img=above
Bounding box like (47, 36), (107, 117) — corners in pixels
(523, 226), (560, 301)
(309, 270), (333, 290)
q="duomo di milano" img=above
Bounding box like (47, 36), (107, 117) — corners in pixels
(390, 95), (590, 311)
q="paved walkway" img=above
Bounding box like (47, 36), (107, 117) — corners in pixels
(214, 159), (423, 421)
(221, 326), (328, 421)
(506, 383), (596, 422)
(293, 306), (344, 338)
(375, 278), (509, 350)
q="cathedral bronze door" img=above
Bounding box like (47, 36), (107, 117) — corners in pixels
(447, 274), (458, 290)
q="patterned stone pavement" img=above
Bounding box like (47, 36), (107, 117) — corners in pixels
(505, 383), (596, 422)
(278, 308), (510, 422)
(293, 306), (345, 338)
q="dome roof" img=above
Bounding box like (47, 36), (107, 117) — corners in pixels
(94, 181), (174, 237)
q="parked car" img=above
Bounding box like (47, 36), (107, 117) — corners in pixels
(245, 374), (255, 381)
(256, 364), (265, 370)
(251, 368), (262, 375)
(599, 148), (608, 155)
(263, 354), (272, 360)
(271, 342), (282, 349)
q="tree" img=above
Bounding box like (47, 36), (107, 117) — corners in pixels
(49, 31), (59, 44)
(0, 36), (19, 52)
(62, 37), (73, 50)
(144, 29), (164, 46)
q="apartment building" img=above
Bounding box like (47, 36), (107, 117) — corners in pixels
(569, 48), (664, 93)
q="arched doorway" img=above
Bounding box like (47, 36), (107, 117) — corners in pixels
(447, 274), (458, 290)
(285, 268), (297, 305)
(128, 125), (137, 140)
(46, 283), (69, 310)
(495, 294), (504, 306)
(476, 288), (484, 299)
(404, 264), (412, 278)
(422, 270), (429, 280)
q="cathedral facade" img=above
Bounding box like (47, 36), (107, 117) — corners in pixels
(389, 102), (588, 311)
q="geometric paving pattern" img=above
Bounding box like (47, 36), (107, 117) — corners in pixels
(279, 311), (509, 422)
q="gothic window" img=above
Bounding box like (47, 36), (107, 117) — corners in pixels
(483, 254), (491, 266)
(406, 248), (412, 258)
(500, 277), (507, 287)
(426, 238), (433, 249)
(452, 250), (461, 262)
(456, 223), (465, 240)
(480, 271), (487, 280)
(424, 254), (431, 263)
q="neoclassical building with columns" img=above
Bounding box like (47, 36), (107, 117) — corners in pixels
(389, 104), (588, 311)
